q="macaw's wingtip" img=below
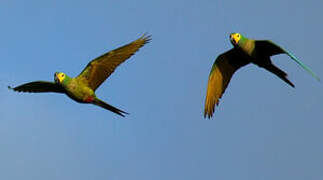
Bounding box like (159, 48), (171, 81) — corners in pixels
(119, 114), (126, 117)
(203, 113), (213, 119)
(141, 33), (152, 41)
(120, 111), (129, 118)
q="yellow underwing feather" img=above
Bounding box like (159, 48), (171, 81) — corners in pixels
(77, 34), (151, 91)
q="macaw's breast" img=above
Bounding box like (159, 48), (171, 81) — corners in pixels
(64, 78), (95, 103)
(240, 39), (256, 57)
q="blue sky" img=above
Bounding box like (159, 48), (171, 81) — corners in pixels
(1, 0), (322, 179)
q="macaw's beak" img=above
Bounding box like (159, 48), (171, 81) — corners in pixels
(54, 72), (59, 83)
(230, 34), (236, 44)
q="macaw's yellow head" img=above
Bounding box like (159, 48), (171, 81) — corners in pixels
(54, 72), (67, 84)
(230, 33), (242, 45)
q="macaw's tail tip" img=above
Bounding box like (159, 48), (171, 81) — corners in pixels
(315, 76), (321, 82)
(93, 98), (129, 118)
(308, 70), (321, 82)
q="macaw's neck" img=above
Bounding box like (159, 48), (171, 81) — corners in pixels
(237, 37), (256, 56)
(238, 36), (248, 46)
(61, 75), (72, 86)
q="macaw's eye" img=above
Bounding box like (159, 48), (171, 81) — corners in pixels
(62, 74), (65, 77)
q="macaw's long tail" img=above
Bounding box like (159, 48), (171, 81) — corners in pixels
(264, 63), (295, 88)
(93, 98), (128, 117)
(286, 52), (320, 81)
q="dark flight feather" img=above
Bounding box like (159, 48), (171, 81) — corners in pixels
(8, 81), (65, 93)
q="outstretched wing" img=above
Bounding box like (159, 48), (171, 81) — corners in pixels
(256, 40), (320, 81)
(8, 81), (65, 93)
(204, 48), (250, 119)
(77, 34), (151, 90)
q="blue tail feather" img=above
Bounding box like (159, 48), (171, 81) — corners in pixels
(286, 52), (320, 81)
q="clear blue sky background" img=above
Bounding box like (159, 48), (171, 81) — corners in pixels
(1, 0), (322, 179)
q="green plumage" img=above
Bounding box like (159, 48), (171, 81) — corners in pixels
(204, 33), (319, 118)
(9, 34), (151, 117)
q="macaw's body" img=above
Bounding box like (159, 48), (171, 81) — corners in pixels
(55, 74), (95, 103)
(204, 33), (319, 119)
(9, 34), (151, 117)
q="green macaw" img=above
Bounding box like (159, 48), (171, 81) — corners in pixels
(9, 34), (151, 117)
(204, 33), (319, 118)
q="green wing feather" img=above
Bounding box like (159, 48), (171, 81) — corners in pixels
(204, 48), (249, 118)
(77, 34), (151, 91)
(8, 81), (65, 93)
(256, 40), (320, 81)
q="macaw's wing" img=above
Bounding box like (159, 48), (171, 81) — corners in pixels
(8, 81), (65, 93)
(77, 34), (151, 91)
(204, 48), (250, 119)
(256, 40), (320, 81)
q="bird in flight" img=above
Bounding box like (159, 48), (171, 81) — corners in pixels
(9, 34), (151, 117)
(204, 33), (319, 119)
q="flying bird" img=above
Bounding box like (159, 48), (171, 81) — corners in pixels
(9, 34), (151, 117)
(204, 33), (319, 118)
